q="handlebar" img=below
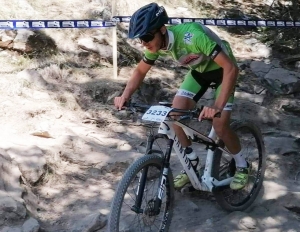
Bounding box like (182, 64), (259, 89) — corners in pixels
(124, 102), (221, 120)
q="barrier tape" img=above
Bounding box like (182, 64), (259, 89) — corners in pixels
(114, 16), (300, 27)
(0, 20), (116, 29)
(0, 17), (299, 29)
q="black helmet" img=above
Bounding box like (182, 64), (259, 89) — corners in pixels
(128, 3), (169, 39)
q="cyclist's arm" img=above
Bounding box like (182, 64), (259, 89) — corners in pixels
(121, 60), (152, 101)
(212, 51), (238, 111)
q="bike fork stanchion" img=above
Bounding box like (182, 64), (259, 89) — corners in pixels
(153, 139), (173, 215)
(131, 167), (149, 214)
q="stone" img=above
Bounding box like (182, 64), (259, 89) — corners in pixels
(22, 217), (40, 232)
(250, 61), (272, 78)
(0, 227), (22, 232)
(244, 38), (258, 45)
(0, 149), (23, 201)
(117, 142), (132, 151)
(0, 30), (17, 42)
(0, 195), (26, 225)
(6, 146), (46, 184)
(13, 30), (34, 52)
(0, 40), (13, 50)
(281, 101), (300, 113)
(78, 37), (112, 62)
(253, 44), (271, 58)
(264, 68), (299, 85)
(13, 30), (34, 43)
(239, 216), (257, 230)
(71, 212), (107, 232)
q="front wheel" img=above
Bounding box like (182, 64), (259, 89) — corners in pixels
(212, 120), (266, 211)
(107, 154), (174, 232)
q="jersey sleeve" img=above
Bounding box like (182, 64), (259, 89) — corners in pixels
(143, 49), (160, 65)
(193, 31), (222, 60)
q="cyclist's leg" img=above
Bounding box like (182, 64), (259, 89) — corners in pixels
(212, 89), (240, 154)
(172, 95), (195, 147)
(172, 70), (210, 188)
(213, 81), (250, 190)
(172, 70), (210, 147)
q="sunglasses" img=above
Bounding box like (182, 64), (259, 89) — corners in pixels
(139, 30), (159, 43)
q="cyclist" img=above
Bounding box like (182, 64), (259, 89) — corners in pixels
(114, 2), (250, 190)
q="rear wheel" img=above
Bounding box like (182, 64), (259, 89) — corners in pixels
(107, 154), (174, 232)
(212, 120), (266, 211)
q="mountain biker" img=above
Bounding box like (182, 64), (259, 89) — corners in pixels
(114, 2), (250, 190)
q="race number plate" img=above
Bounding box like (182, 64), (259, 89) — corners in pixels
(142, 105), (172, 122)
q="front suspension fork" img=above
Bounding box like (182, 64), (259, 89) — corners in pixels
(132, 135), (173, 215)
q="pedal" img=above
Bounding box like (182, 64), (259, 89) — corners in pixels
(180, 185), (196, 194)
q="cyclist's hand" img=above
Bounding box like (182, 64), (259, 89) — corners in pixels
(199, 106), (221, 121)
(114, 96), (127, 110)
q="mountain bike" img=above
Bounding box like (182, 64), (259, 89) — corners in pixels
(107, 102), (266, 232)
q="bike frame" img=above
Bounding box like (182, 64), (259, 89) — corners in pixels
(133, 113), (234, 214)
(155, 118), (234, 192)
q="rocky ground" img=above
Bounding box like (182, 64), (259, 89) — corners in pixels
(1, 0), (300, 232)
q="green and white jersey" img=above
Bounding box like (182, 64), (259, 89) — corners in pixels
(143, 22), (236, 73)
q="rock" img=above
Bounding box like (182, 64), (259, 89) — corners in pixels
(0, 29), (56, 54)
(78, 38), (112, 63)
(233, 100), (280, 126)
(264, 136), (299, 156)
(244, 38), (258, 45)
(0, 30), (17, 41)
(0, 149), (23, 202)
(109, 125), (126, 133)
(0, 227), (22, 232)
(13, 30), (34, 52)
(261, 216), (278, 228)
(22, 217), (40, 232)
(271, 59), (282, 68)
(17, 69), (48, 89)
(235, 92), (264, 104)
(22, 185), (42, 215)
(117, 142), (132, 151)
(0, 40), (13, 50)
(250, 61), (272, 78)
(281, 101), (300, 114)
(253, 44), (271, 58)
(71, 212), (107, 232)
(281, 80), (300, 95)
(264, 68), (299, 85)
(239, 216), (257, 230)
(0, 195), (26, 225)
(6, 146), (46, 184)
